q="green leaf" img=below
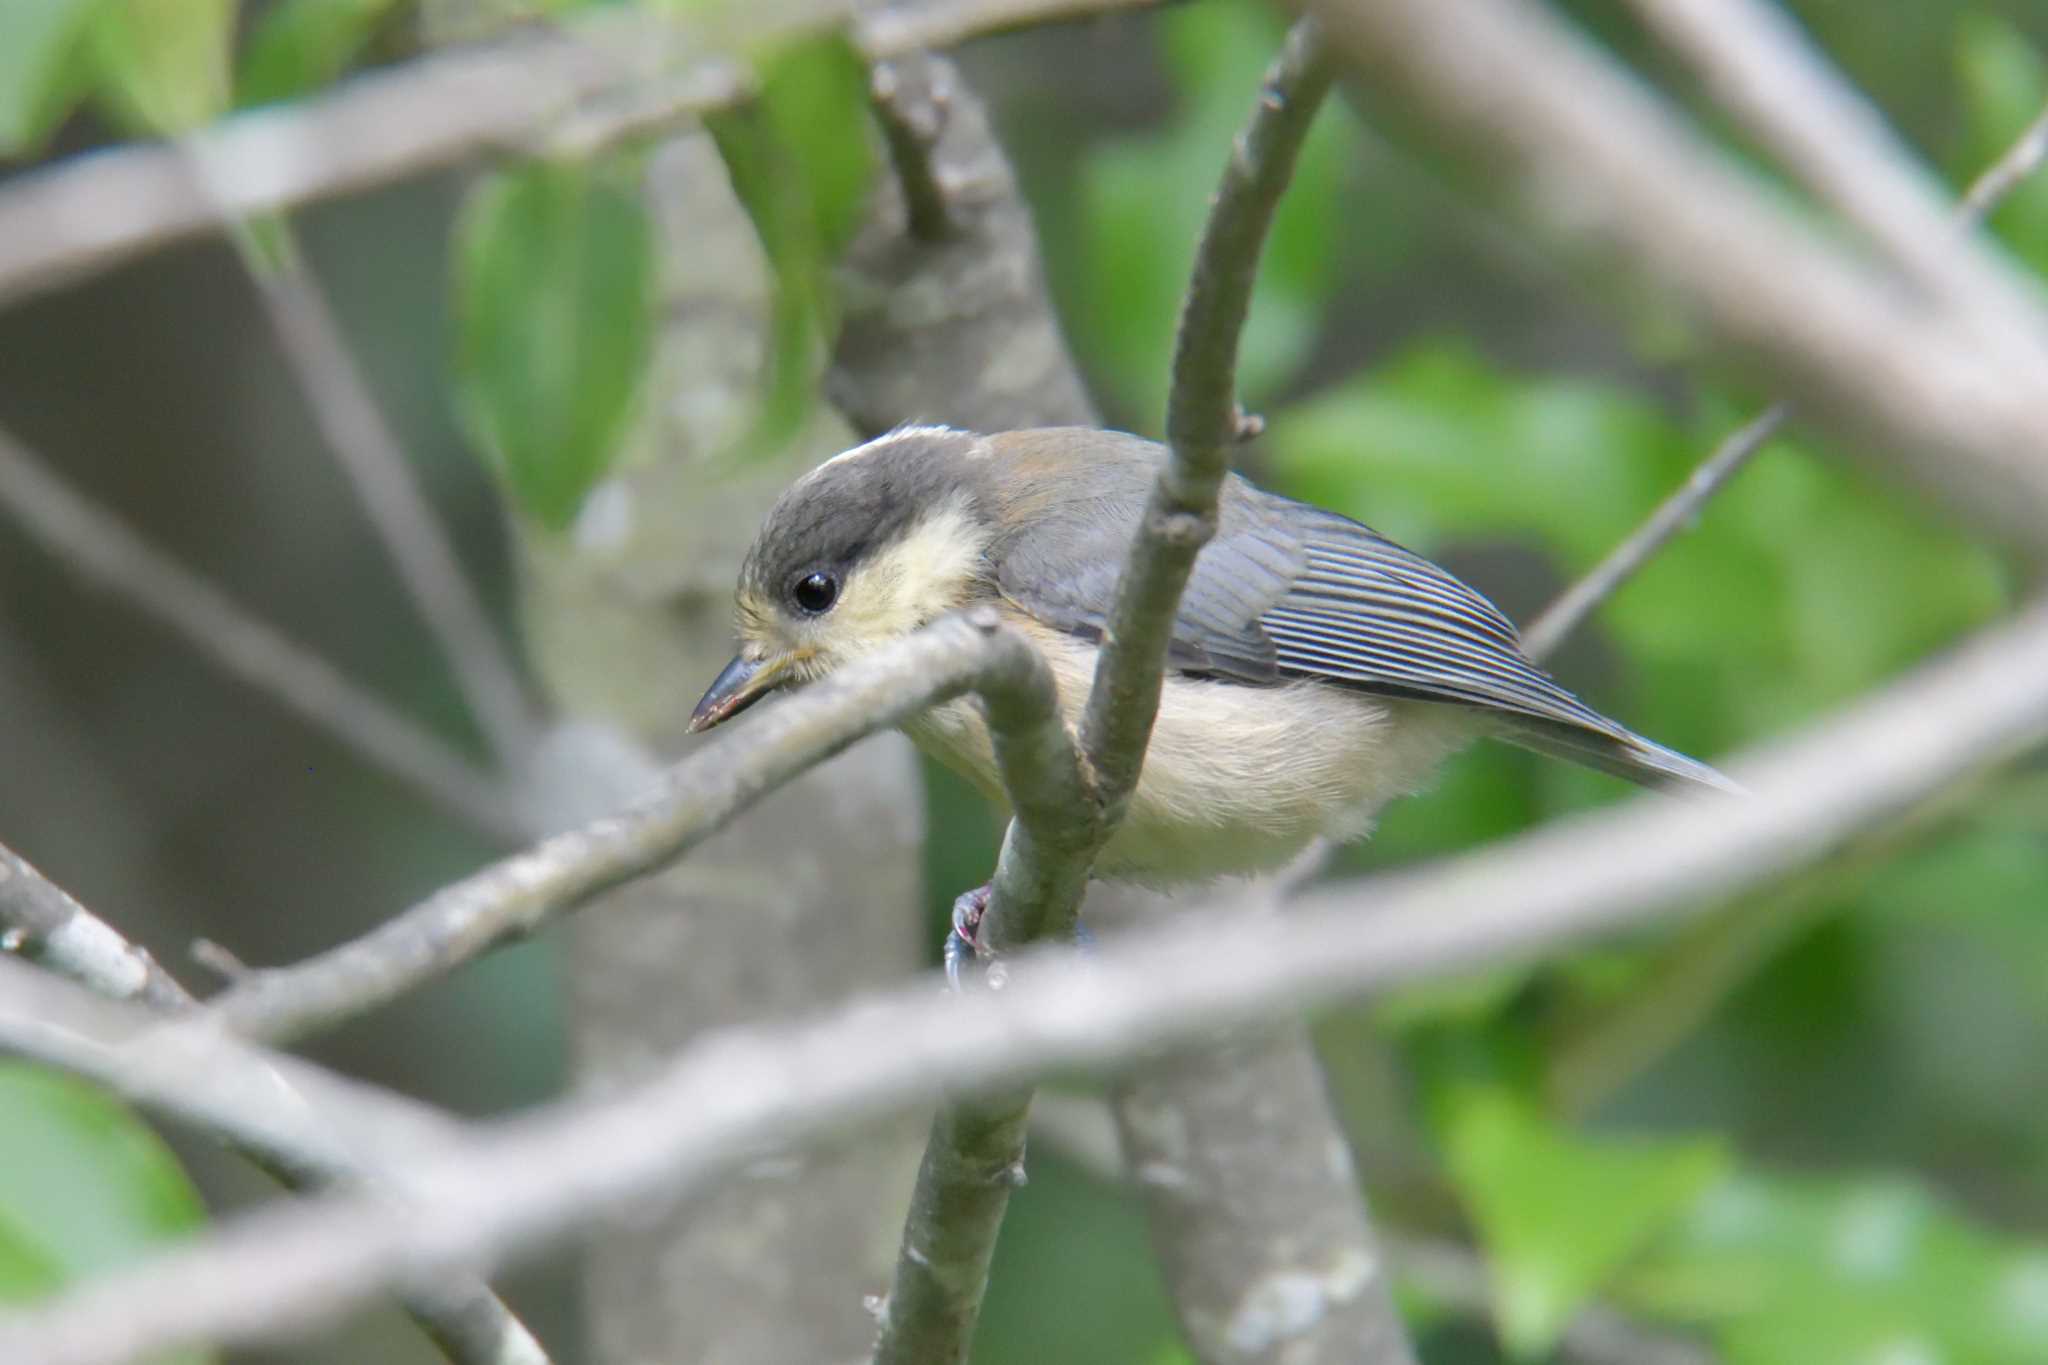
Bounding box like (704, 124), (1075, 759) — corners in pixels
(88, 0), (235, 134)
(454, 158), (655, 530)
(0, 0), (103, 154)
(1440, 1089), (1727, 1358)
(705, 30), (876, 453)
(236, 0), (404, 108)
(1627, 1173), (2048, 1365)
(0, 1065), (212, 1363)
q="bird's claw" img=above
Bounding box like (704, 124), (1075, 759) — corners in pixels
(943, 883), (993, 991)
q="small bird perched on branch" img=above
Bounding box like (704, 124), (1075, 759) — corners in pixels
(690, 425), (1736, 890)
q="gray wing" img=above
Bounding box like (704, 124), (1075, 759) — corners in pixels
(1259, 500), (1736, 792)
(986, 438), (1734, 794)
(987, 437), (1304, 682)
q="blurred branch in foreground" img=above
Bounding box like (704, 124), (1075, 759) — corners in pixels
(8, 584), (2048, 1363)
(1304, 0), (2048, 555)
(0, 861), (548, 1365)
(0, 0), (1161, 310)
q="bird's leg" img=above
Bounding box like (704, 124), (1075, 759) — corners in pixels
(943, 883), (992, 991)
(943, 885), (1096, 990)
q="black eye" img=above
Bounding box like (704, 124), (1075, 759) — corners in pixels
(791, 571), (839, 614)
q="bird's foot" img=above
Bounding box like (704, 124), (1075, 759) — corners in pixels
(943, 883), (993, 991)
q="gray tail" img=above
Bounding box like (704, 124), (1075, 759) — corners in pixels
(1501, 718), (1746, 797)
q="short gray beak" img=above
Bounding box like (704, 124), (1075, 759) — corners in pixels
(688, 653), (790, 733)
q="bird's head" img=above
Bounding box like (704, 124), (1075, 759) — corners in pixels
(688, 426), (995, 732)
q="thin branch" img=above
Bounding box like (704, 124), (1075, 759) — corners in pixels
(200, 610), (1063, 1045)
(233, 229), (542, 767)
(0, 871), (549, 1365)
(0, 424), (522, 842)
(1960, 103), (2048, 220)
(0, 0), (1161, 311)
(1620, 0), (2048, 363)
(1079, 15), (1335, 803)
(1302, 0), (2048, 556)
(1523, 96), (2048, 660)
(872, 23), (1342, 1365)
(9, 591), (2048, 1365)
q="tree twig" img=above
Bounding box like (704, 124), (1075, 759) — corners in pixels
(233, 227), (542, 768)
(200, 611), (1062, 1045)
(0, 863), (549, 1365)
(1522, 96), (2048, 660)
(0, 424), (522, 842)
(1078, 14), (1335, 803)
(0, 0), (1161, 311)
(1302, 0), (2048, 556)
(9, 589), (2048, 1365)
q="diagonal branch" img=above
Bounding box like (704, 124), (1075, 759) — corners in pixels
(1302, 0), (2048, 557)
(0, 424), (522, 842)
(9, 590), (2048, 1365)
(232, 226), (542, 768)
(0, 0), (1161, 312)
(871, 22), (1346, 1365)
(0, 853), (549, 1365)
(200, 610), (1067, 1045)
(1522, 95), (2048, 661)
(1619, 0), (2048, 361)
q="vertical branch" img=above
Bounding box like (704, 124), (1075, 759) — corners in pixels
(1078, 17), (1334, 800)
(859, 23), (1413, 1365)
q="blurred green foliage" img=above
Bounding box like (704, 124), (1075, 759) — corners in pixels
(0, 1065), (212, 1365)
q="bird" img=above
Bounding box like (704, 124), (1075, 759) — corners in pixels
(688, 424), (1737, 897)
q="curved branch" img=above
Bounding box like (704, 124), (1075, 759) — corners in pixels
(7, 591), (2048, 1365)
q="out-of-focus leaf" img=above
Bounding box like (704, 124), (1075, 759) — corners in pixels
(1626, 1172), (2048, 1365)
(0, 0), (103, 154)
(88, 0), (235, 134)
(1074, 1), (1360, 428)
(1954, 15), (2048, 277)
(454, 159), (654, 530)
(236, 0), (404, 108)
(0, 1065), (212, 1364)
(705, 30), (875, 454)
(1441, 1088), (1727, 1358)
